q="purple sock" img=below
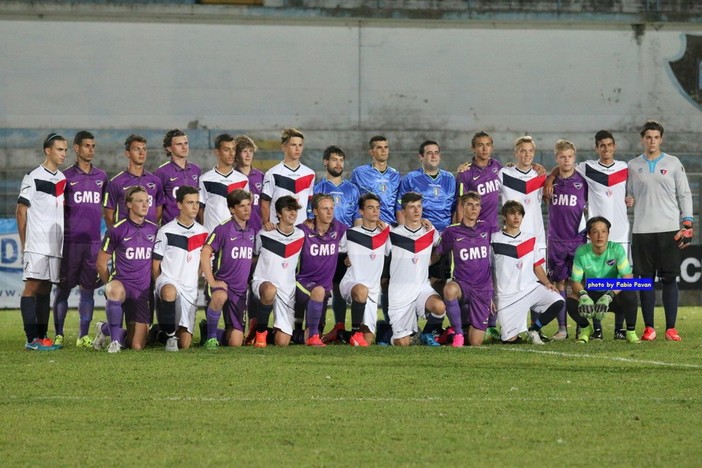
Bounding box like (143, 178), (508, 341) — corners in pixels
(53, 286), (69, 336)
(216, 329), (225, 343)
(557, 290), (567, 327)
(445, 299), (463, 335)
(106, 299), (125, 344)
(78, 289), (95, 337)
(206, 307), (221, 340)
(306, 299), (324, 337)
(101, 322), (110, 336)
(487, 312), (497, 328)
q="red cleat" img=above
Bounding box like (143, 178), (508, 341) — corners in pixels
(306, 335), (326, 347)
(641, 326), (657, 341)
(322, 322), (345, 344)
(254, 330), (268, 348)
(665, 328), (681, 341)
(436, 327), (455, 345)
(349, 331), (369, 347)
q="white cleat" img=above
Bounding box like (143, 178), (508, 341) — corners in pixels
(527, 330), (545, 345)
(93, 321), (107, 350)
(165, 336), (179, 352)
(107, 340), (123, 353)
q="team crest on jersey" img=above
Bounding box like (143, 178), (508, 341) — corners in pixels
(148, 235), (155, 242)
(606, 259), (615, 266)
(637, 168), (643, 173)
(370, 252), (377, 260)
(187, 253), (192, 262)
(255, 183), (262, 190)
(330, 231), (337, 239)
(412, 256), (419, 264)
(282, 260), (289, 269)
(432, 187), (440, 197)
(333, 195), (342, 205)
(606, 189), (613, 197)
(192, 175), (198, 180)
(96, 180), (104, 187)
(480, 232), (488, 238)
(523, 198), (531, 205)
(660, 169), (668, 175)
(249, 235), (255, 242)
(668, 34), (702, 110)
(516, 261), (523, 270)
(378, 182), (387, 192)
(147, 183), (156, 190)
(492, 168), (498, 173)
(574, 183), (582, 189)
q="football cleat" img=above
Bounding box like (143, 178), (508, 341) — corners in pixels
(614, 329), (627, 340)
(484, 327), (501, 343)
(641, 326), (657, 341)
(165, 336), (179, 352)
(254, 330), (268, 348)
(25, 338), (57, 351)
(39, 337), (54, 347)
(550, 329), (568, 341)
(527, 330), (545, 345)
(419, 333), (440, 347)
(147, 324), (160, 345)
(291, 329), (306, 345)
(349, 331), (369, 347)
(53, 335), (64, 348)
(576, 324), (594, 343)
(452, 333), (465, 348)
(590, 329), (603, 340)
(107, 340), (123, 353)
(665, 328), (681, 341)
(198, 319), (207, 346)
(244, 318), (258, 346)
(75, 335), (94, 348)
(321, 322), (345, 344)
(306, 335), (326, 347)
(437, 327), (455, 345)
(626, 330), (641, 344)
(93, 321), (107, 350)
(204, 338), (219, 350)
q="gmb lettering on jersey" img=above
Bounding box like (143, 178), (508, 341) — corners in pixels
(125, 247), (152, 259)
(310, 243), (336, 256)
(551, 194), (579, 206)
(476, 180), (499, 195)
(460, 246), (488, 261)
(231, 246), (253, 259)
(73, 191), (101, 204)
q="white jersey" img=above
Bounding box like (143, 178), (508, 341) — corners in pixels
(340, 225), (391, 296)
(499, 166), (546, 249)
(252, 226), (305, 292)
(261, 161), (315, 225)
(388, 225), (439, 305)
(575, 160), (629, 243)
(199, 167), (249, 233)
(17, 165), (66, 257)
(491, 229), (545, 296)
(152, 218), (208, 301)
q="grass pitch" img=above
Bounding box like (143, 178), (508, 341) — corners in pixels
(1, 308), (701, 466)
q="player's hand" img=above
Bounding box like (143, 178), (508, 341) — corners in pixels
(578, 293), (595, 318)
(625, 196), (635, 208)
(490, 300), (497, 315)
(533, 163), (547, 176)
(420, 218), (434, 230)
(304, 219), (315, 230)
(376, 220), (388, 230)
(674, 221), (693, 249)
(594, 291), (615, 319)
(263, 221), (276, 231)
(543, 175), (555, 200)
(456, 162), (471, 173)
(208, 280), (228, 291)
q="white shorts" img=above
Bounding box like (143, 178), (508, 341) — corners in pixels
(388, 283), (438, 340)
(251, 279), (296, 336)
(338, 279), (379, 334)
(23, 252), (61, 283)
(154, 275), (198, 334)
(496, 284), (563, 341)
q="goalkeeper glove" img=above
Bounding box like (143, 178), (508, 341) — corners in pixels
(578, 291), (595, 318)
(594, 291), (615, 320)
(674, 220), (693, 249)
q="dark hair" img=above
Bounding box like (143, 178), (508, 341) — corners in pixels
(73, 131), (94, 146)
(43, 133), (66, 150)
(124, 134), (147, 151)
(323, 145), (345, 161)
(640, 120), (664, 137)
(163, 129), (186, 154)
(471, 131), (492, 148)
(400, 191), (423, 210)
(594, 130), (615, 146)
(418, 140), (440, 155)
(586, 216), (611, 234)
(310, 193), (334, 211)
(125, 185), (147, 203)
(359, 192), (381, 209)
(235, 135), (257, 157)
(501, 200), (525, 217)
(458, 191), (481, 205)
(227, 189), (252, 209)
(176, 185), (198, 203)
(368, 136), (387, 149)
(214, 133), (234, 150)
(281, 128), (304, 144)
(275, 195), (302, 214)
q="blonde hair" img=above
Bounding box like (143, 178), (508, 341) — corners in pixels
(281, 128), (304, 144)
(554, 139), (576, 155)
(513, 135), (535, 151)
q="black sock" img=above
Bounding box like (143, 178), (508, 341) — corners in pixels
(566, 298), (590, 328)
(350, 300), (365, 333)
(639, 285), (656, 328)
(422, 313), (443, 334)
(661, 280), (678, 329)
(20, 296), (38, 342)
(530, 300), (564, 330)
(157, 299), (177, 336)
(257, 304), (273, 333)
(36, 293), (51, 338)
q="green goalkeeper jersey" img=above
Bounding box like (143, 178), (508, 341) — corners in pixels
(571, 241), (632, 283)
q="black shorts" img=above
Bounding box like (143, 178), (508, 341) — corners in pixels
(631, 231), (681, 278)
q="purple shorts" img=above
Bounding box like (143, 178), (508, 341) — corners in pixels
(457, 284), (493, 331)
(548, 239), (585, 282)
(122, 284), (151, 325)
(60, 241), (101, 290)
(222, 290), (247, 332)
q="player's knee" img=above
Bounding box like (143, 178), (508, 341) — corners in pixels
(259, 282), (277, 304)
(210, 290), (227, 310)
(443, 281), (461, 300)
(160, 283), (178, 302)
(351, 284), (368, 302)
(105, 281), (126, 302)
(427, 297), (445, 316)
(659, 273), (677, 284)
(310, 286), (326, 302)
(274, 330), (291, 347)
(177, 331), (192, 349)
(393, 337), (411, 347)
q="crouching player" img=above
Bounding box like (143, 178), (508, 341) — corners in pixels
(388, 192), (445, 346)
(200, 189), (256, 348)
(491, 201), (564, 344)
(567, 216), (639, 343)
(251, 196), (305, 347)
(94, 186), (158, 352)
(151, 186), (207, 350)
(296, 194), (347, 346)
(437, 192), (493, 347)
(339, 194), (391, 346)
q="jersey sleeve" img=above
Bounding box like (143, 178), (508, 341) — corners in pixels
(17, 173), (34, 206)
(614, 243), (632, 276)
(101, 227), (117, 255)
(260, 170), (273, 202)
(674, 160), (694, 222)
(338, 230), (348, 254)
(571, 246), (585, 283)
(152, 226), (167, 260)
(103, 178), (118, 210)
(384, 227), (392, 256)
(254, 231), (263, 255)
(198, 177), (208, 208)
(396, 175), (411, 212)
(153, 178), (165, 208)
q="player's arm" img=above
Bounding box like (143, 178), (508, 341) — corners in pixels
(104, 207), (115, 230)
(15, 203), (28, 252)
(260, 199), (273, 230)
(542, 166), (558, 199)
(151, 258), (162, 282)
(200, 244), (226, 290)
(97, 249), (111, 285)
(534, 264), (557, 291)
(155, 205), (163, 226)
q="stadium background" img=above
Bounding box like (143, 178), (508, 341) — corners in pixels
(1, 0), (701, 304)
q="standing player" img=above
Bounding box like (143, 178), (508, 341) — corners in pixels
(200, 190), (256, 348)
(351, 136), (400, 225)
(152, 186), (207, 351)
(627, 121), (694, 342)
(52, 131), (108, 348)
(388, 192), (445, 347)
(103, 134), (164, 228)
(339, 194), (392, 346)
(199, 133), (249, 233)
(491, 201), (564, 344)
(251, 196), (305, 347)
(567, 217), (639, 343)
(17, 133), (67, 351)
(295, 194), (347, 346)
(155, 129), (201, 224)
(546, 140), (587, 340)
(313, 145), (359, 341)
(94, 186), (158, 352)
(235, 135), (265, 234)
(437, 192), (493, 347)
(260, 128), (315, 229)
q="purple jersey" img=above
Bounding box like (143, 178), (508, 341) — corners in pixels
(437, 220), (492, 289)
(548, 172), (588, 241)
(63, 163), (108, 244)
(296, 220), (347, 292)
(102, 218), (158, 292)
(238, 167), (265, 234)
(104, 170), (164, 225)
(205, 220), (256, 296)
(456, 158), (502, 232)
(155, 159), (201, 224)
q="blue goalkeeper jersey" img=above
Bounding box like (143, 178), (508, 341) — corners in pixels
(397, 168), (456, 232)
(350, 164), (400, 224)
(313, 178), (360, 227)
